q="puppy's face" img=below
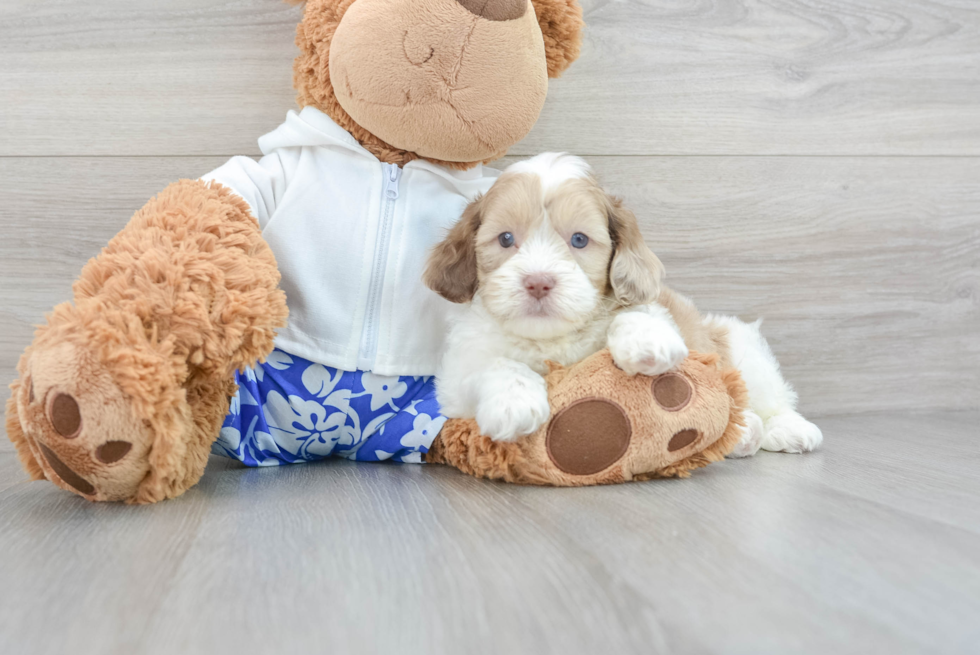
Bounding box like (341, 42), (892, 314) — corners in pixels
(426, 153), (664, 340)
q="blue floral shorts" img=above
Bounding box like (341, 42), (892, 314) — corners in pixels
(212, 349), (446, 467)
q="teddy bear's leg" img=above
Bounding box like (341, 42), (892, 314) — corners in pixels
(6, 180), (287, 502)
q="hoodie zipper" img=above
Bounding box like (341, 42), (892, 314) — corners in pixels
(357, 162), (401, 370)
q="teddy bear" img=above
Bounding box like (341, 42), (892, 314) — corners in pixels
(5, 0), (746, 503)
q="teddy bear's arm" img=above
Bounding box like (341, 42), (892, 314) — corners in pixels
(201, 153), (289, 229)
(8, 179), (288, 503)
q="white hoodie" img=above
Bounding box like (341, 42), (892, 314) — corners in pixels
(203, 107), (500, 376)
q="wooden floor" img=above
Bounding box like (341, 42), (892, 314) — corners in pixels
(0, 412), (977, 654)
(1, 0), (979, 652)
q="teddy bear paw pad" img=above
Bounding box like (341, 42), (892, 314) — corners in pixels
(546, 398), (631, 475)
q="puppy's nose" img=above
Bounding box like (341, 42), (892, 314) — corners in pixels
(456, 0), (527, 22)
(524, 274), (557, 300)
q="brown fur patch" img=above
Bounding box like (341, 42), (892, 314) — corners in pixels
(603, 192), (664, 306)
(657, 288), (732, 369)
(424, 197), (484, 303)
(473, 174), (543, 276)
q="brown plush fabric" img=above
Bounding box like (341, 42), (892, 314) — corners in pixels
(427, 351), (748, 485)
(6, 181), (287, 503)
(49, 393), (82, 438)
(546, 398), (632, 475)
(38, 443), (96, 495)
(95, 441), (133, 464)
(667, 429), (698, 452)
(652, 373), (692, 411)
(293, 0), (583, 168)
(5, 387), (45, 481)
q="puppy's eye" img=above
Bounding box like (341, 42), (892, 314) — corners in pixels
(570, 233), (589, 249)
(498, 232), (515, 248)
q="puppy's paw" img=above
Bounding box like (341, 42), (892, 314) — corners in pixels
(727, 410), (764, 458)
(475, 374), (550, 443)
(608, 312), (689, 376)
(761, 411), (823, 453)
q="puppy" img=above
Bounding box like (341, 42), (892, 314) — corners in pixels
(424, 153), (822, 456)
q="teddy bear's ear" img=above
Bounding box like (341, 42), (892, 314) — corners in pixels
(531, 0), (585, 78)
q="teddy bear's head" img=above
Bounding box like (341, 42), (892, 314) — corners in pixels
(291, 0), (584, 168)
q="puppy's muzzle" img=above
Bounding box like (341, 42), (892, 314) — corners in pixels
(524, 274), (556, 300)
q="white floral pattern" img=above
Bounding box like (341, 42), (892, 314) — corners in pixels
(213, 349), (443, 466)
(400, 413), (447, 450)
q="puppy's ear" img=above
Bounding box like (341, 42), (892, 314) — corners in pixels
(424, 196), (484, 303)
(606, 194), (664, 306)
(530, 0), (585, 78)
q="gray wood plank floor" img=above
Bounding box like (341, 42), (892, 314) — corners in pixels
(1, 412), (978, 655)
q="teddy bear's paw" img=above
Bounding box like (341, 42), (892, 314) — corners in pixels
(14, 340), (158, 501)
(475, 373), (550, 443)
(608, 312), (689, 377)
(727, 410), (764, 458)
(761, 411), (824, 454)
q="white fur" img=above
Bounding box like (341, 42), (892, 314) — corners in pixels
(437, 298), (611, 440)
(472, 358), (551, 443)
(480, 224), (601, 341)
(710, 316), (823, 454)
(607, 305), (689, 376)
(503, 152), (591, 193)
